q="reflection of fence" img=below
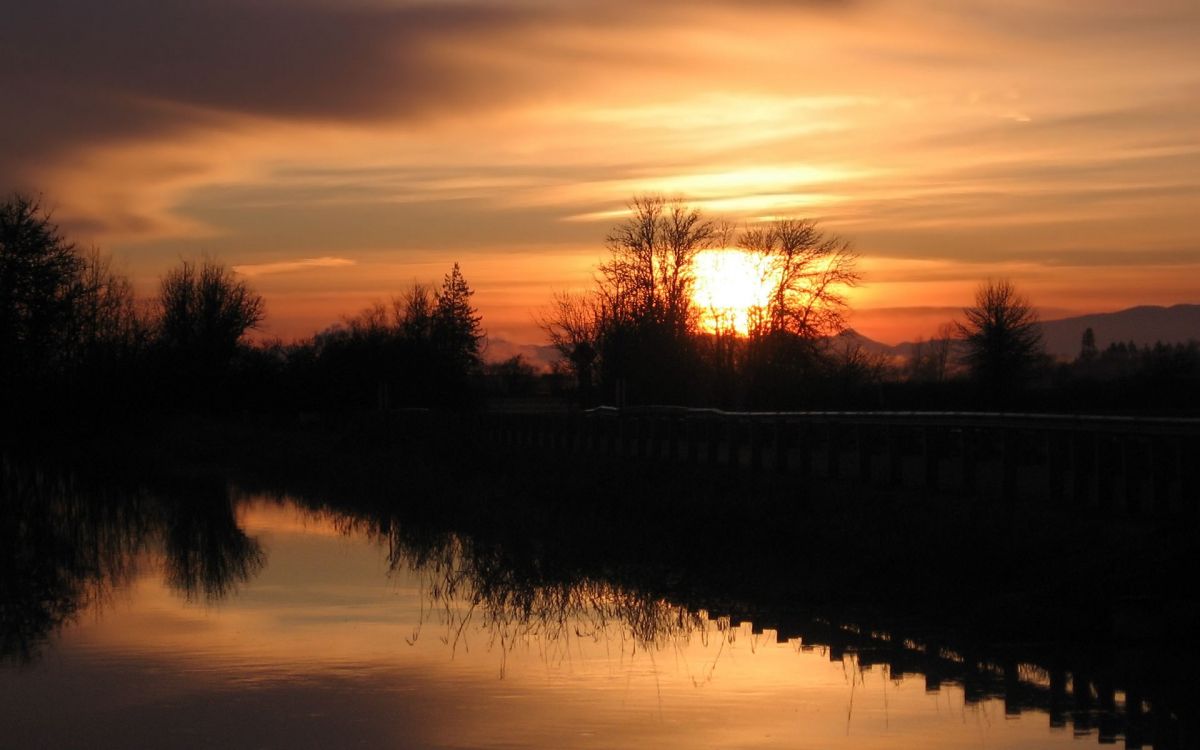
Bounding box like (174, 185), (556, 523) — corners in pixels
(481, 408), (1200, 512)
(718, 611), (1178, 748)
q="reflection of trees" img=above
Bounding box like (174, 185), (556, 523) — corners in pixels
(0, 457), (264, 662)
(377, 525), (712, 675)
(0, 456), (150, 662)
(161, 480), (265, 602)
(373, 516), (1193, 744)
(260, 491), (731, 672)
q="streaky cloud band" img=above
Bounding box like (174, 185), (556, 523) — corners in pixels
(233, 257), (356, 277)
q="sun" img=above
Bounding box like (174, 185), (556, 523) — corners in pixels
(692, 249), (775, 335)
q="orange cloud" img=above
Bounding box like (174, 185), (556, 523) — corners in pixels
(3, 0), (1196, 343)
(233, 257), (356, 277)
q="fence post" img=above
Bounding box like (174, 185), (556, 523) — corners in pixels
(796, 423), (811, 479)
(750, 417), (764, 470)
(774, 419), (789, 473)
(826, 423), (840, 479)
(734, 418), (749, 470)
(1151, 436), (1171, 515)
(1095, 435), (1114, 513)
(1045, 431), (1062, 505)
(1075, 432), (1094, 508)
(961, 428), (977, 493)
(924, 426), (940, 490)
(1124, 687), (1144, 748)
(1048, 670), (1067, 729)
(1123, 436), (1141, 516)
(1001, 429), (1018, 502)
(1071, 672), (1094, 736)
(887, 426), (904, 487)
(689, 418), (700, 465)
(857, 424), (872, 483)
(1182, 437), (1198, 518)
(699, 418), (713, 466)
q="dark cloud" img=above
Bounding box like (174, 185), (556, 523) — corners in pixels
(0, 3), (484, 182)
(0, 0), (858, 184)
(0, 74), (221, 190)
(4, 1), (540, 118)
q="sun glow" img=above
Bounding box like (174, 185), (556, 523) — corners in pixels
(692, 249), (775, 335)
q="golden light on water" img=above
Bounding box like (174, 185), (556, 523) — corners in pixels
(692, 249), (775, 335)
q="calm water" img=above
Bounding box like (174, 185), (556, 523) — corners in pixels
(0, 463), (1164, 748)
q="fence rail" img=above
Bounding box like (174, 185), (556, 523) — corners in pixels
(478, 407), (1200, 514)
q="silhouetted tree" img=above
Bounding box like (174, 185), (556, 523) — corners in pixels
(0, 194), (85, 385)
(737, 218), (859, 407)
(540, 197), (860, 407)
(538, 290), (603, 397)
(287, 271), (485, 411)
(154, 257), (264, 410)
(568, 341), (597, 403)
(0, 195), (149, 416)
(908, 323), (956, 383)
(392, 283), (438, 405)
(956, 279), (1044, 405)
(739, 217), (859, 339)
(396, 283), (435, 342)
(1079, 326), (1098, 363)
(432, 262), (483, 375)
(485, 355), (538, 397)
(157, 257), (264, 367)
(592, 196), (722, 403)
(72, 247), (152, 370)
(598, 195), (718, 335)
(824, 337), (891, 407)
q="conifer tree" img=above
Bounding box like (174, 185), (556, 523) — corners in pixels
(1079, 327), (1098, 363)
(433, 262), (483, 373)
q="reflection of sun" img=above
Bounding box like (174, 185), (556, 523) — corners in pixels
(692, 249), (774, 335)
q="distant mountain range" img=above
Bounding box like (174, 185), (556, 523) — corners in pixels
(840, 303), (1200, 361)
(482, 338), (561, 371)
(1038, 304), (1200, 358)
(486, 304), (1200, 368)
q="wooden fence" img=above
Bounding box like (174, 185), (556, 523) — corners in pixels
(479, 407), (1200, 513)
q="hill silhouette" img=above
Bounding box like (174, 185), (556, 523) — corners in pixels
(1038, 304), (1200, 358)
(833, 304), (1200, 363)
(482, 338), (560, 372)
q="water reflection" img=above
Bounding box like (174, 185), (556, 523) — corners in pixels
(162, 479), (265, 602)
(0, 458), (262, 661)
(0, 455), (1193, 748)
(1, 456), (146, 662)
(375, 519), (1183, 748)
(389, 531), (707, 670)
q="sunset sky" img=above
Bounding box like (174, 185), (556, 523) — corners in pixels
(4, 0), (1198, 344)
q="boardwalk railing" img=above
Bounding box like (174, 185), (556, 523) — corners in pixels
(479, 407), (1200, 514)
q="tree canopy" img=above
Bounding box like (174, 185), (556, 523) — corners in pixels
(956, 279), (1044, 403)
(158, 257), (265, 367)
(541, 195), (860, 407)
(0, 194), (144, 397)
(0, 194), (85, 381)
